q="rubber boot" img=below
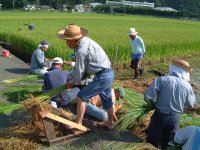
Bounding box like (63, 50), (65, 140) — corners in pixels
(134, 69), (139, 80)
(139, 68), (144, 76)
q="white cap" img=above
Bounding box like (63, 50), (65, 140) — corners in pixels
(52, 57), (63, 64)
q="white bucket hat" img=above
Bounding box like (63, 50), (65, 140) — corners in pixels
(128, 28), (138, 35)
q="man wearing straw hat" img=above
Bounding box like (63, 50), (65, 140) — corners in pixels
(57, 24), (114, 130)
(128, 28), (145, 80)
(144, 59), (196, 149)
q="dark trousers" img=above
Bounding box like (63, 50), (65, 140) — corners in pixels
(146, 110), (180, 149)
(130, 59), (142, 79)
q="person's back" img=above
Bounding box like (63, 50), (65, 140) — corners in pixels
(173, 126), (200, 150)
(44, 67), (69, 103)
(154, 75), (195, 113)
(44, 68), (68, 90)
(44, 57), (80, 107)
(30, 48), (45, 70)
(144, 59), (196, 149)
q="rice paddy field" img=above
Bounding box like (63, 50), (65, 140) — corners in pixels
(0, 10), (200, 150)
(0, 10), (200, 66)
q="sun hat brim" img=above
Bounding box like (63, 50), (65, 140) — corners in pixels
(128, 32), (138, 35)
(57, 28), (88, 40)
(172, 59), (192, 73)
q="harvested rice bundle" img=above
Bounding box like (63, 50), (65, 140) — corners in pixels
(2, 75), (42, 84)
(115, 89), (154, 134)
(22, 84), (66, 108)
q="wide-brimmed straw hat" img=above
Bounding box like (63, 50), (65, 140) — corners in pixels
(57, 24), (88, 40)
(128, 28), (138, 35)
(172, 59), (192, 73)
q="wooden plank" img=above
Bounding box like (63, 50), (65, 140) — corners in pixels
(40, 110), (88, 132)
(42, 118), (57, 141)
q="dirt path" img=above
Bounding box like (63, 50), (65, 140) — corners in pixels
(0, 46), (30, 104)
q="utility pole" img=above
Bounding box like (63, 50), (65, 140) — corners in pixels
(12, 0), (15, 9)
(124, 0), (126, 14)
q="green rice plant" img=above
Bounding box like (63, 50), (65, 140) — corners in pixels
(0, 103), (21, 114)
(115, 89), (154, 134)
(1, 84), (42, 103)
(36, 84), (66, 102)
(180, 113), (200, 127)
(2, 75), (42, 84)
(0, 11), (200, 67)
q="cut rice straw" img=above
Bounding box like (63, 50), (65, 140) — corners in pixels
(115, 89), (154, 135)
(22, 84), (66, 109)
(2, 75), (42, 84)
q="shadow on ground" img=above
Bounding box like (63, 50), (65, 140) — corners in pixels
(0, 109), (30, 130)
(4, 68), (30, 74)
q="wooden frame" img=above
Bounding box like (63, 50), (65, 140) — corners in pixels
(39, 110), (89, 145)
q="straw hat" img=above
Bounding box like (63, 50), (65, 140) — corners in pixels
(128, 28), (138, 35)
(172, 59), (192, 73)
(57, 24), (88, 40)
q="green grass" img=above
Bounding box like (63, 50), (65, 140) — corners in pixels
(1, 84), (42, 103)
(0, 11), (200, 66)
(0, 103), (21, 114)
(2, 75), (42, 84)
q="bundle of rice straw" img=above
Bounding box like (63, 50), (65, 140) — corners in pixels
(115, 89), (154, 135)
(20, 84), (66, 122)
(22, 84), (66, 108)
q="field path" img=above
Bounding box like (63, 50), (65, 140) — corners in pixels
(0, 45), (30, 104)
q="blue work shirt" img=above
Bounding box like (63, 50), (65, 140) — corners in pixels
(129, 35), (145, 59)
(30, 48), (46, 70)
(70, 37), (111, 84)
(44, 67), (68, 102)
(144, 75), (196, 114)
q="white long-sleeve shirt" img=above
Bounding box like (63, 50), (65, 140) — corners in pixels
(129, 35), (145, 55)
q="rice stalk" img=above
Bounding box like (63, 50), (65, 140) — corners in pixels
(36, 84), (66, 101)
(0, 103), (21, 114)
(115, 89), (154, 135)
(2, 75), (42, 84)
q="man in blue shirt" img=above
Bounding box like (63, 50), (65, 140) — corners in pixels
(57, 24), (114, 130)
(44, 57), (80, 107)
(128, 28), (145, 80)
(30, 40), (51, 76)
(144, 59), (196, 149)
